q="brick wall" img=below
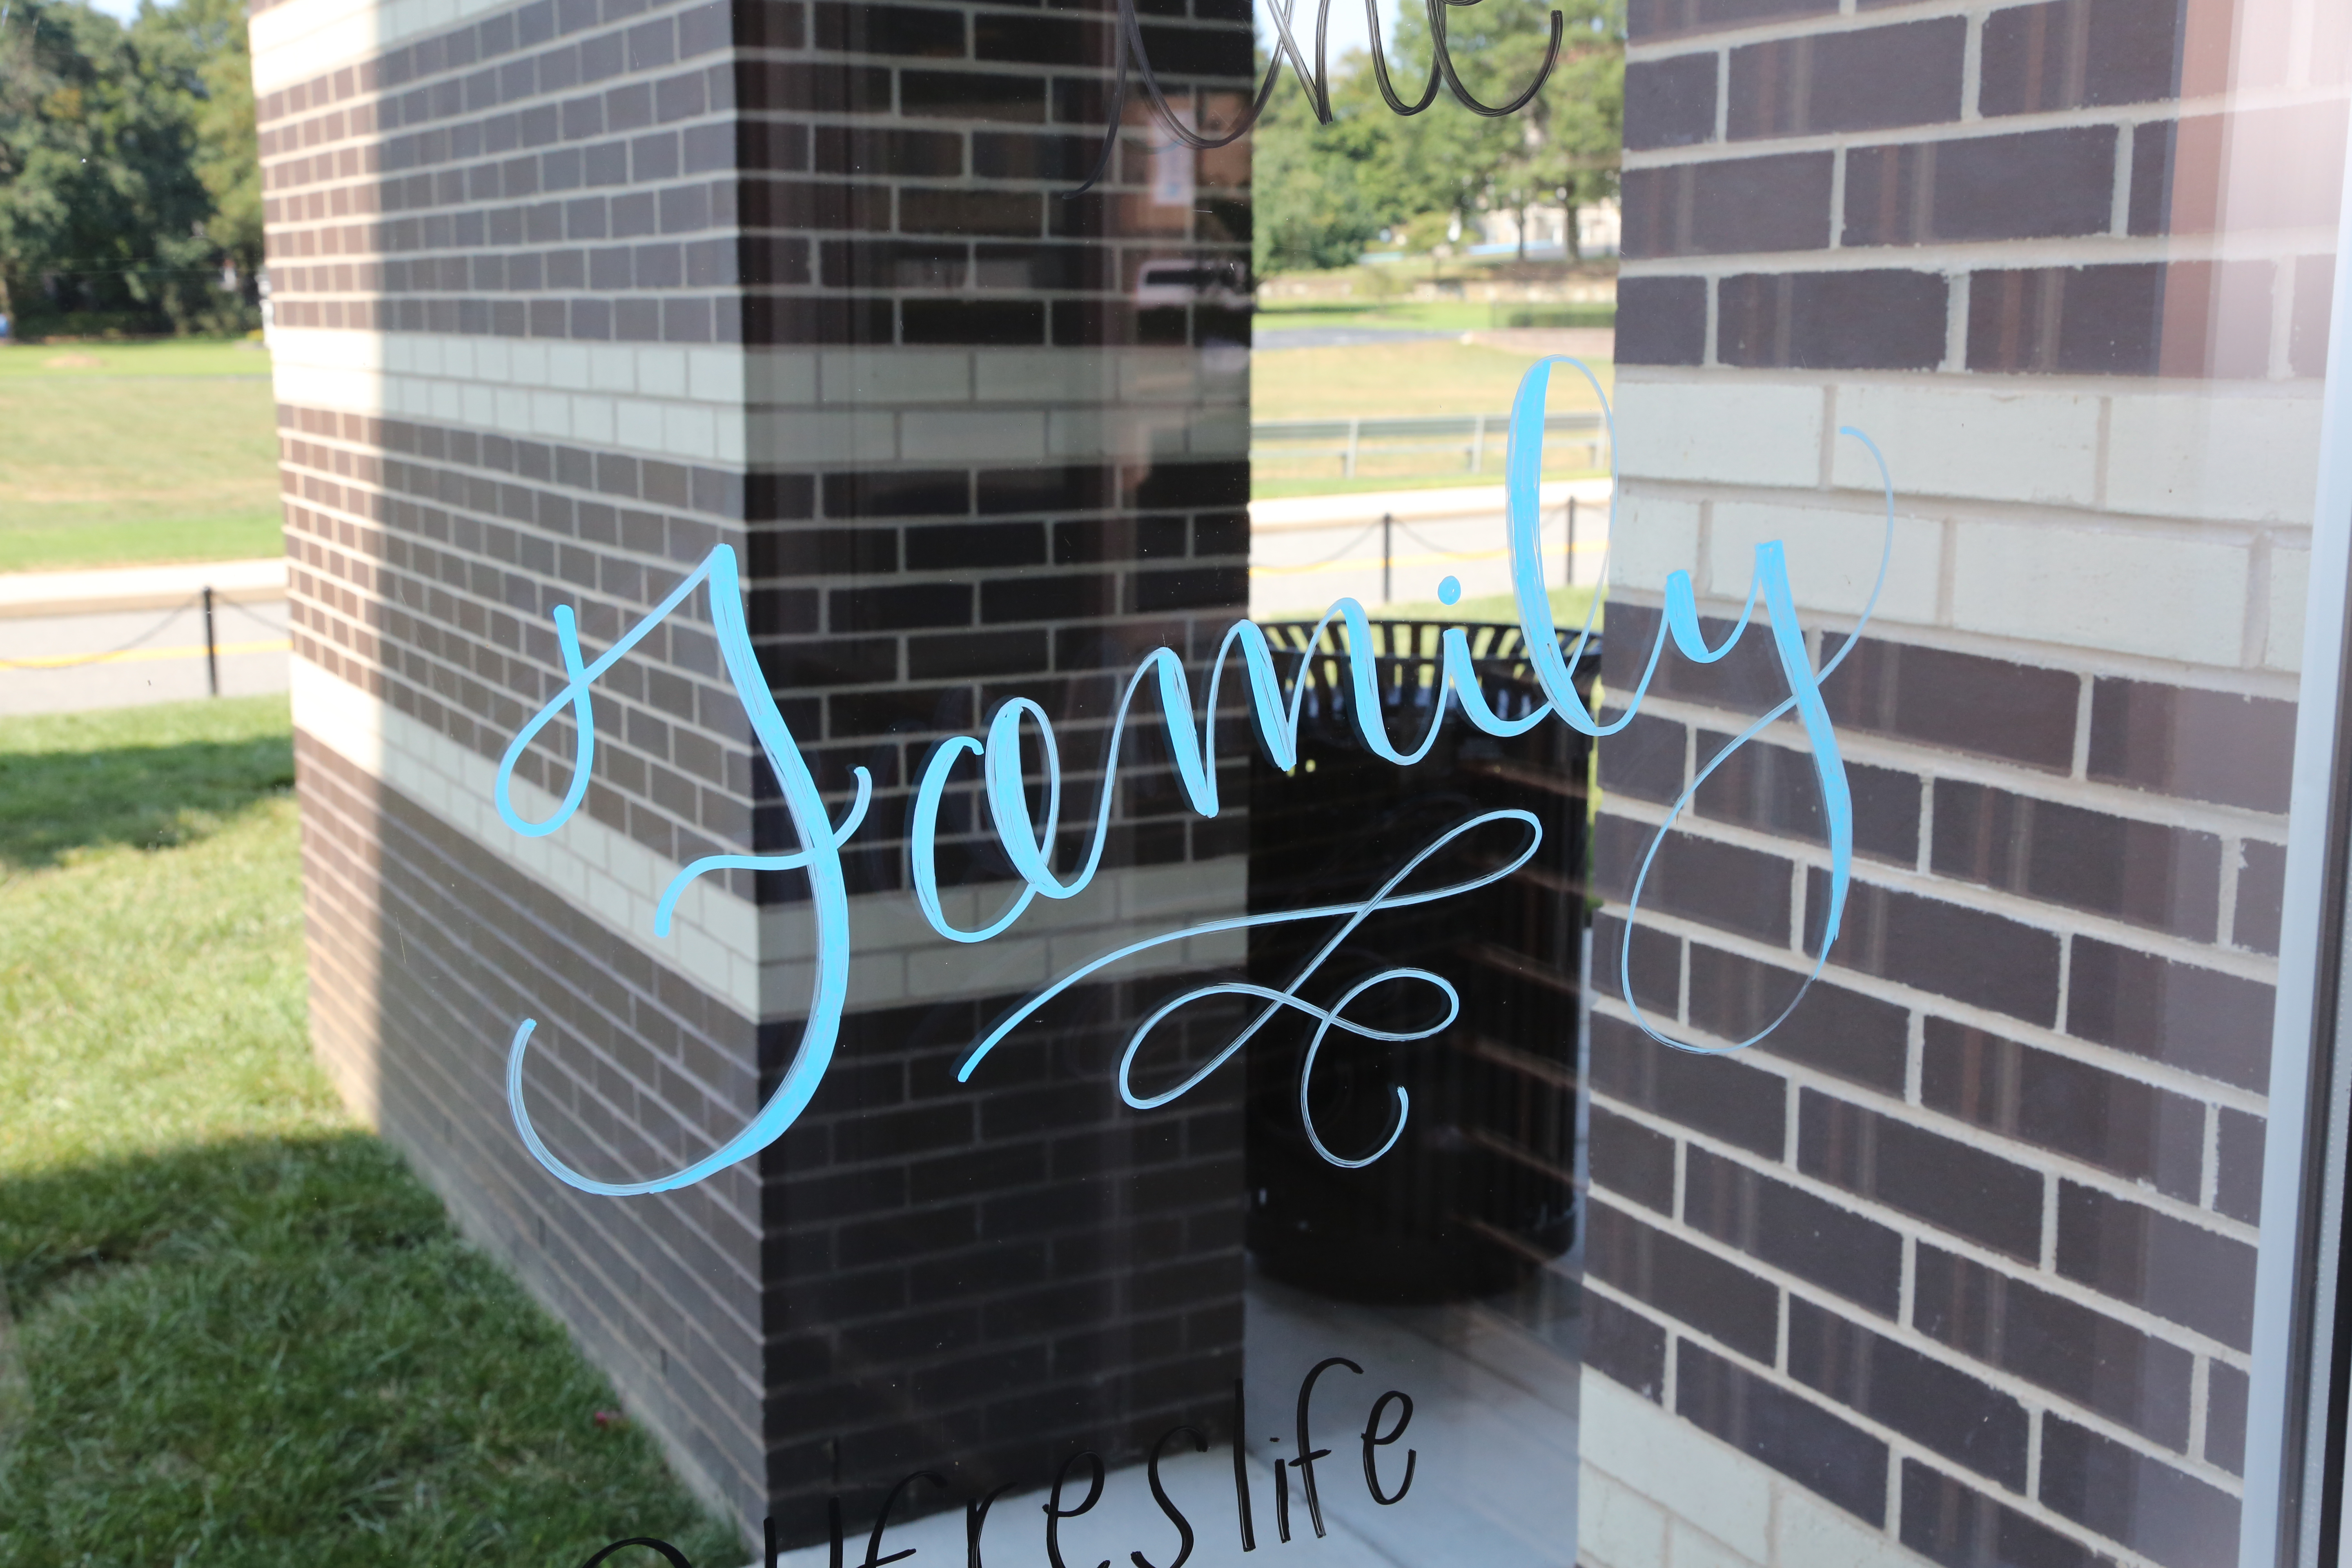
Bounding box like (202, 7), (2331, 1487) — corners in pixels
(251, 0), (1257, 1539)
(1588, 0), (2341, 1564)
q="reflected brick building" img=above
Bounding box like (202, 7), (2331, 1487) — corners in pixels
(250, 0), (1256, 1537)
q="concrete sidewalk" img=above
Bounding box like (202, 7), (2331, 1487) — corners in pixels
(0, 556), (286, 619)
(0, 558), (292, 715)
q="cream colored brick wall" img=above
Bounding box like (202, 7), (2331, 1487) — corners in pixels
(271, 332), (1247, 469)
(1581, 1373), (1900, 1568)
(1615, 368), (2316, 692)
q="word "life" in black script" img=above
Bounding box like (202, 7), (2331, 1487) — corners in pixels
(575, 1361), (1417, 1568)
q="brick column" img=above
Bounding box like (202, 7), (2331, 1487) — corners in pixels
(1586, 1), (2342, 1565)
(252, 0), (1253, 1539)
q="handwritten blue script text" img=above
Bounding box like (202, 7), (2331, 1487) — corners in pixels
(493, 358), (1897, 1196)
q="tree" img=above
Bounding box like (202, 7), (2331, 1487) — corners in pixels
(145, 0), (261, 296)
(1247, 0), (1624, 272)
(1339, 1), (1528, 242)
(1531, 0), (1624, 260)
(1378, 0), (1622, 260)
(1251, 69), (1385, 275)
(0, 0), (258, 335)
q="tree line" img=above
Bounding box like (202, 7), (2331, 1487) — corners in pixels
(0, 0), (260, 337)
(0, 0), (1617, 334)
(1253, 0), (1624, 275)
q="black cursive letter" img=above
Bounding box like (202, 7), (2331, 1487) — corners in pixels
(1132, 1424), (1207, 1568)
(1230, 1379), (1257, 1552)
(866, 1471), (949, 1568)
(1360, 1390), (1417, 1505)
(1294, 1356), (1361, 1538)
(1045, 1450), (1111, 1568)
(577, 1541), (697, 1568)
(966, 1481), (1017, 1568)
(1065, 0), (1563, 196)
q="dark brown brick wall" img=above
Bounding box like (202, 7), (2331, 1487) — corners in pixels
(258, 0), (1252, 350)
(1587, 607), (2284, 1550)
(259, 0), (742, 341)
(298, 731), (772, 1510)
(1617, 0), (2342, 374)
(757, 985), (1243, 1524)
(267, 0), (1259, 1542)
(280, 408), (1249, 888)
(1588, 0), (2310, 1485)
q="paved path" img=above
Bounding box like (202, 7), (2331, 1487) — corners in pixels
(0, 558), (289, 716)
(1256, 326), (1617, 357)
(0, 556), (285, 619)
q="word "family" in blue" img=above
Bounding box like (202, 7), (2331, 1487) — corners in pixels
(494, 359), (1896, 1198)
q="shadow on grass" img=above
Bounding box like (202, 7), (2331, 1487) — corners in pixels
(0, 698), (295, 871)
(0, 1134), (740, 1567)
(0, 696), (730, 1565)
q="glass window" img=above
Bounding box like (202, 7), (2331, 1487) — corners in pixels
(206, 0), (2352, 1561)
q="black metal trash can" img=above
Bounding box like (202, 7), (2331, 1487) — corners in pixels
(1244, 619), (1600, 1303)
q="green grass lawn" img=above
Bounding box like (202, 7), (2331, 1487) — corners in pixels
(1253, 294), (1615, 337)
(0, 339), (274, 378)
(1248, 472), (1537, 502)
(0, 340), (283, 572)
(0, 697), (740, 1567)
(1250, 338), (1614, 500)
(1254, 299), (1503, 333)
(1252, 338), (1614, 423)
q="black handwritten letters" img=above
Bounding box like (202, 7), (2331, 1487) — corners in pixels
(577, 1363), (1418, 1568)
(497, 368), (1895, 1201)
(1074, 0), (1568, 192)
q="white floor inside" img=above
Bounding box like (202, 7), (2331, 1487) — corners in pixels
(766, 1264), (1581, 1568)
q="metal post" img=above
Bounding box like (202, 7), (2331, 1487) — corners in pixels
(1470, 412), (1486, 472)
(1382, 512), (1393, 603)
(1344, 417), (1360, 480)
(1565, 496), (1577, 588)
(202, 586), (219, 697)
